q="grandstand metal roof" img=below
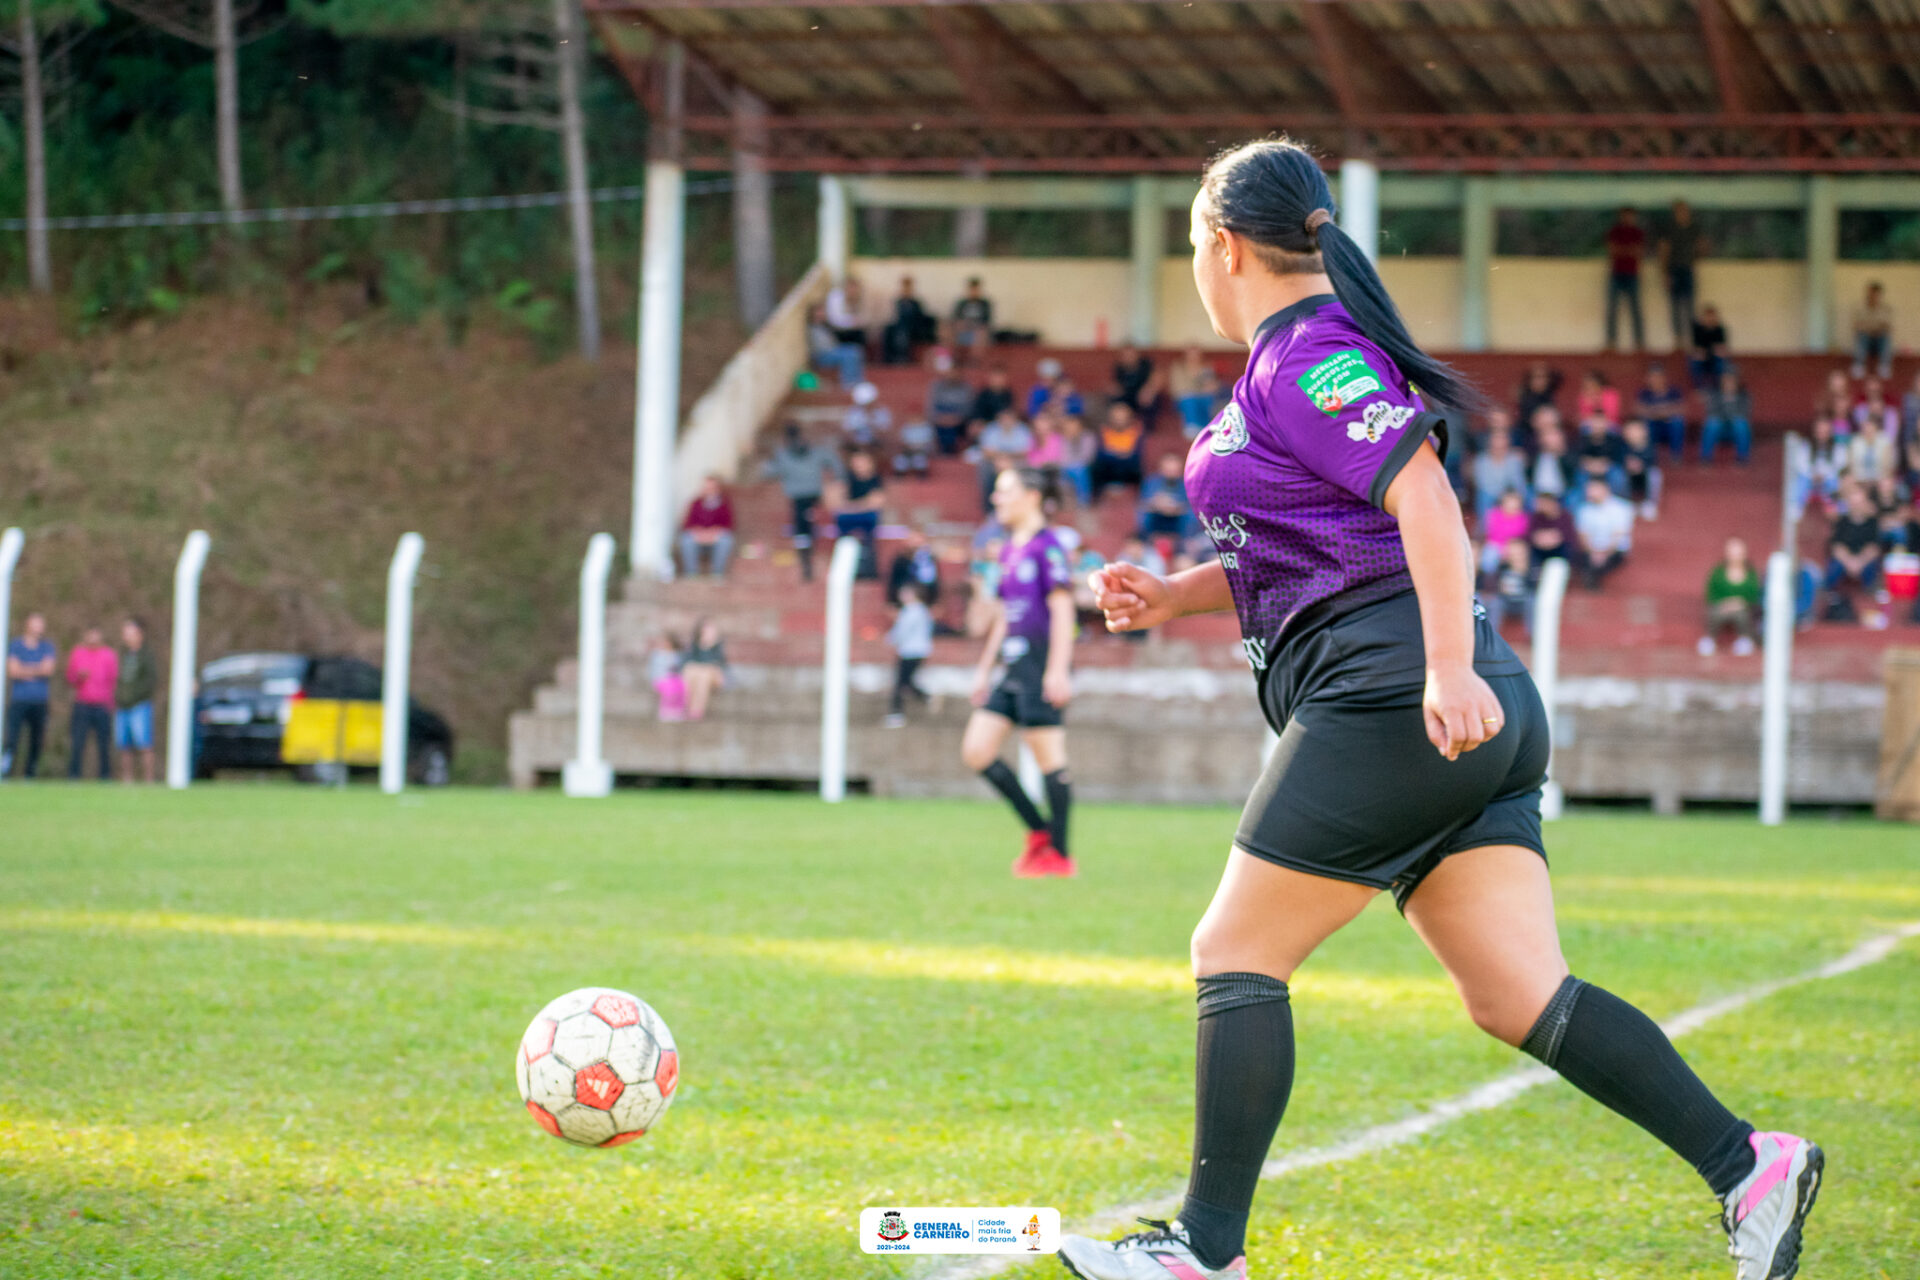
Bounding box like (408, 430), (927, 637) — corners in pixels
(584, 0), (1920, 174)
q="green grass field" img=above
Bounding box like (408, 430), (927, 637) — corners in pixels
(1, 787), (1916, 1279)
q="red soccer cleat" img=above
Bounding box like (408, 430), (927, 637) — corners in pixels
(1012, 830), (1055, 877)
(1042, 850), (1079, 878)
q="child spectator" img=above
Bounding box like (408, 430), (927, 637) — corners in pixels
(115, 618), (157, 784)
(1823, 483), (1884, 623)
(648, 632), (687, 722)
(676, 474), (736, 579)
(1058, 415), (1095, 508)
(1851, 281), (1894, 380)
(1090, 401), (1147, 497)
(1700, 368), (1752, 465)
(1480, 489), (1531, 576)
(885, 526), (941, 612)
(883, 585), (934, 728)
(1528, 491), (1576, 566)
(1531, 413), (1572, 504)
(843, 381), (892, 450)
(1574, 476), (1636, 589)
(1700, 536), (1763, 656)
(925, 352), (977, 456)
(680, 619), (728, 721)
(1471, 426), (1529, 522)
(1634, 364), (1687, 459)
(1138, 453), (1193, 541)
(894, 416), (934, 480)
(1169, 346), (1220, 436)
(1484, 538), (1536, 637)
(1619, 418), (1662, 519)
(65, 626), (118, 781)
(1575, 369), (1621, 425)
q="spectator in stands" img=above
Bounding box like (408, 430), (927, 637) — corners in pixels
(1790, 416), (1846, 519)
(1138, 452), (1194, 543)
(1480, 488), (1532, 576)
(1573, 415), (1624, 495)
(886, 525), (941, 611)
(1530, 411), (1572, 504)
(1851, 281), (1895, 381)
(807, 303), (863, 389)
(647, 631), (687, 722)
(676, 475), (736, 579)
(1058, 414), (1096, 507)
(115, 618), (157, 785)
(1690, 303), (1729, 388)
(1700, 536), (1762, 656)
(834, 449), (887, 578)
(925, 352), (976, 456)
(1471, 425), (1529, 522)
(1574, 475), (1635, 589)
(1118, 532), (1169, 578)
(680, 618), (727, 721)
(970, 365), (1015, 429)
(883, 584), (934, 728)
(1038, 374), (1085, 420)
(1111, 345), (1163, 433)
(3, 612), (55, 779)
(950, 277), (994, 361)
(1515, 362), (1562, 448)
(1603, 205), (1647, 353)
(1619, 418), (1662, 519)
(1528, 491), (1576, 567)
(65, 625), (117, 781)
(1483, 537), (1536, 637)
(765, 422), (844, 582)
(1700, 368), (1752, 465)
(894, 415), (934, 481)
(1901, 369), (1920, 458)
(965, 531), (1005, 637)
(882, 275), (937, 365)
(1575, 369), (1621, 426)
(974, 409), (1033, 514)
(1169, 346), (1221, 437)
(1025, 358), (1065, 417)
(1849, 381), (1901, 485)
(1824, 482), (1885, 623)
(824, 275), (868, 350)
(1090, 401), (1147, 497)
(1635, 364), (1687, 459)
(843, 381), (892, 450)
(1659, 200), (1705, 353)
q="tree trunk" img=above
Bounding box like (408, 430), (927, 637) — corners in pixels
(20, 0), (52, 292)
(730, 87), (775, 330)
(214, 0), (243, 218)
(553, 0), (599, 361)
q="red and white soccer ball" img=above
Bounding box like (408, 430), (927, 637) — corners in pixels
(516, 987), (679, 1148)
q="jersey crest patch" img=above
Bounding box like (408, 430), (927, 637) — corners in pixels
(1348, 401), (1415, 444)
(1297, 349), (1383, 417)
(1209, 402), (1249, 456)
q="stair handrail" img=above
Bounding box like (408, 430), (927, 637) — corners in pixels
(1779, 429), (1802, 559)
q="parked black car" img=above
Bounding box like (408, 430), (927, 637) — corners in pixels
(193, 653), (454, 785)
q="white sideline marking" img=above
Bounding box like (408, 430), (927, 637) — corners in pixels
(921, 921), (1920, 1280)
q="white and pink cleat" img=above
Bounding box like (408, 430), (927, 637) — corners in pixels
(1720, 1130), (1823, 1280)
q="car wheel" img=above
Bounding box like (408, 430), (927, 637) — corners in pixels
(410, 744), (451, 787)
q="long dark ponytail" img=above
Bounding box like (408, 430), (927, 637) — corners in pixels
(1199, 137), (1484, 414)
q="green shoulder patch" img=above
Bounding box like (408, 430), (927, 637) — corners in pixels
(1296, 348), (1384, 416)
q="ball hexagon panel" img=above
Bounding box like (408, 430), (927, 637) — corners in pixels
(521, 1016), (557, 1063)
(514, 1044), (530, 1100)
(574, 1062), (625, 1111)
(610, 1078), (667, 1135)
(551, 1010), (613, 1071)
(599, 1130), (646, 1149)
(591, 992), (641, 1027)
(524, 1051), (576, 1112)
(555, 1103), (616, 1146)
(656, 1049), (679, 1098)
(606, 1024), (659, 1086)
(526, 1100), (562, 1138)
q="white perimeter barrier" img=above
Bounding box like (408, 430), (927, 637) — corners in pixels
(819, 535), (862, 802)
(1759, 551), (1795, 825)
(380, 533), (425, 796)
(1530, 556), (1571, 821)
(564, 533), (617, 798)
(0, 528), (22, 753)
(165, 531), (211, 790)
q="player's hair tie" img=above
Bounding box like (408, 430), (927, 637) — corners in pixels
(1303, 208), (1334, 236)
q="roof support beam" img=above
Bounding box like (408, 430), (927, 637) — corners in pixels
(1699, 0), (1798, 113)
(1295, 2), (1443, 117)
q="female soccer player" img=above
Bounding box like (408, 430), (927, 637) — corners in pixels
(1058, 139), (1819, 1280)
(963, 467), (1077, 878)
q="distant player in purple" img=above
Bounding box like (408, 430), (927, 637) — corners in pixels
(1059, 139), (1818, 1280)
(963, 467), (1078, 878)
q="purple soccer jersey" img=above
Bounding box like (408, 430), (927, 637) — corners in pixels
(1184, 295), (1442, 673)
(998, 527), (1073, 646)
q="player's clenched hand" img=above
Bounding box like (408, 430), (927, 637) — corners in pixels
(1042, 668), (1072, 708)
(970, 668), (992, 707)
(1090, 561), (1177, 632)
(1422, 660), (1504, 761)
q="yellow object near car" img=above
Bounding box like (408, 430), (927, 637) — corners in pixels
(281, 697), (384, 767)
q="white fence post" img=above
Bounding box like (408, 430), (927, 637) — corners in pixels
(1780, 430), (1801, 561)
(0, 528), (22, 758)
(1760, 551), (1795, 825)
(819, 535), (862, 803)
(380, 533), (425, 796)
(165, 531), (211, 790)
(564, 533), (617, 798)
(1531, 556), (1572, 821)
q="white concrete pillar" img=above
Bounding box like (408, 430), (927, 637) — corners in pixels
(818, 176), (851, 283)
(380, 532), (424, 796)
(632, 159), (685, 579)
(1531, 556), (1571, 821)
(731, 89), (776, 330)
(1805, 176), (1838, 354)
(1461, 177), (1495, 352)
(564, 532), (617, 798)
(0, 528), (22, 753)
(1759, 551), (1795, 825)
(165, 531), (211, 790)
(955, 161), (987, 259)
(1128, 175), (1161, 347)
(819, 535), (862, 802)
(1338, 158), (1380, 265)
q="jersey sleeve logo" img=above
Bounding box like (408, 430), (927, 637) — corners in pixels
(1349, 401), (1416, 443)
(1208, 402), (1249, 455)
(1297, 349), (1383, 417)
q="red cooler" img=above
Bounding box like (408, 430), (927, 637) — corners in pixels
(1887, 551), (1920, 602)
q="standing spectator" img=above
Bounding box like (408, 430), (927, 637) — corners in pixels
(824, 275), (868, 350)
(1531, 412), (1572, 504)
(883, 584), (934, 728)
(1700, 369), (1753, 465)
(1090, 401), (1147, 497)
(679, 619), (728, 721)
(1851, 281), (1895, 380)
(1700, 537), (1763, 656)
(115, 618), (157, 784)
(974, 409), (1033, 514)
(1619, 418), (1663, 519)
(1110, 345), (1162, 433)
(1479, 488), (1532, 576)
(1471, 426), (1529, 522)
(970, 365), (1015, 429)
(1528, 491), (1577, 567)
(885, 526), (941, 611)
(1484, 537), (1537, 637)
(1690, 304), (1730, 388)
(1058, 415), (1096, 508)
(1658, 200), (1705, 352)
(882, 275), (936, 364)
(1515, 362), (1563, 448)
(65, 626), (118, 781)
(806, 303), (863, 389)
(1603, 206), (1647, 353)
(1168, 346), (1220, 436)
(765, 423), (844, 582)
(950, 277), (994, 361)
(843, 381), (892, 450)
(676, 474), (736, 579)
(1823, 483), (1884, 622)
(2, 611), (55, 779)
(1635, 364), (1687, 460)
(1137, 453), (1194, 542)
(834, 449), (888, 578)
(926, 353), (976, 456)
(1574, 476), (1636, 588)
(1575, 369), (1621, 426)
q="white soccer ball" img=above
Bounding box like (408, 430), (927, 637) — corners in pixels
(515, 987), (679, 1147)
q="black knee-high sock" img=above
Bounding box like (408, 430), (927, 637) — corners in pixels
(979, 760), (1047, 833)
(1522, 977), (1756, 1197)
(1178, 973), (1293, 1270)
(1043, 768), (1071, 855)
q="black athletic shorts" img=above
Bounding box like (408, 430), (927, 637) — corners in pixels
(1235, 589), (1549, 911)
(983, 636), (1064, 728)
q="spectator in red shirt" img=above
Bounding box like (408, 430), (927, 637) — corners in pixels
(1604, 206), (1647, 353)
(677, 474), (736, 579)
(65, 626), (118, 781)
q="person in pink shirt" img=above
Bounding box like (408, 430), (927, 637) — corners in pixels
(65, 626), (119, 780)
(1479, 487), (1533, 576)
(1575, 369), (1621, 426)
